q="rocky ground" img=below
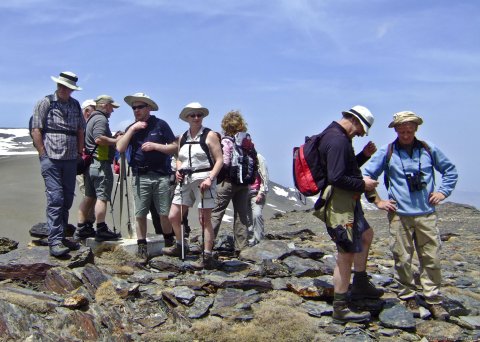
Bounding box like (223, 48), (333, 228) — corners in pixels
(0, 202), (479, 341)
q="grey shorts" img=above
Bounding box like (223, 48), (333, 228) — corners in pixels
(84, 159), (113, 201)
(172, 178), (216, 209)
(133, 172), (172, 217)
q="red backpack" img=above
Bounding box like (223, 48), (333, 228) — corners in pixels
(292, 132), (327, 197)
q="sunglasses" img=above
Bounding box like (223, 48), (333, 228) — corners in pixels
(132, 104), (148, 110)
(189, 113), (204, 118)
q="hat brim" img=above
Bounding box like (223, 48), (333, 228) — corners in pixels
(388, 117), (423, 128)
(179, 107), (209, 122)
(124, 95), (158, 111)
(51, 76), (82, 90)
(342, 110), (370, 136)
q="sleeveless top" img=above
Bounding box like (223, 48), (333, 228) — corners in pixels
(178, 126), (213, 183)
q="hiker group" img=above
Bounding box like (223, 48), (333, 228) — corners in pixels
(32, 71), (458, 324)
(31, 71), (269, 271)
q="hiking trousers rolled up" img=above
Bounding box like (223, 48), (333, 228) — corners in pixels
(212, 180), (250, 251)
(40, 156), (77, 246)
(388, 212), (443, 304)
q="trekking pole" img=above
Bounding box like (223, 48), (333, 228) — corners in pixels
(180, 176), (185, 261)
(125, 165), (133, 238)
(109, 172), (121, 234)
(201, 190), (205, 263)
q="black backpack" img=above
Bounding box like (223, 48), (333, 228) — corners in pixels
(224, 132), (258, 185)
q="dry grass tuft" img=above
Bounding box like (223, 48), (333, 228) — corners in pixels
(444, 286), (480, 301)
(95, 280), (123, 306)
(185, 294), (317, 342)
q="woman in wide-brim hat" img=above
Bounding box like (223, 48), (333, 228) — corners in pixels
(163, 102), (223, 269)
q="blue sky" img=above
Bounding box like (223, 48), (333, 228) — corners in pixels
(0, 0), (479, 201)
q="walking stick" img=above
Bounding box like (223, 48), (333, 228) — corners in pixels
(180, 176), (185, 261)
(125, 164), (133, 239)
(109, 168), (121, 235)
(201, 190), (205, 263)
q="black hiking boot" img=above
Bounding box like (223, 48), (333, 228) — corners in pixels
(49, 242), (70, 257)
(95, 224), (121, 242)
(163, 233), (175, 248)
(74, 223), (96, 241)
(350, 271), (384, 300)
(332, 300), (371, 324)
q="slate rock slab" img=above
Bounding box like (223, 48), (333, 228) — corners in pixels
(0, 237), (18, 254)
(0, 246), (93, 281)
(210, 288), (260, 320)
(173, 285), (196, 305)
(188, 296), (215, 319)
(379, 304), (415, 330)
(301, 300), (333, 317)
(239, 240), (292, 263)
(282, 255), (330, 277)
(416, 320), (463, 341)
(286, 276), (334, 299)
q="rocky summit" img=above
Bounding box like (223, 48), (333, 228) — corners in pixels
(0, 202), (479, 341)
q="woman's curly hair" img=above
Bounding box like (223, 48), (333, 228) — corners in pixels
(221, 110), (248, 137)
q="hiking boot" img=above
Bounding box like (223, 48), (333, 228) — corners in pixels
(332, 300), (371, 324)
(95, 225), (121, 242)
(62, 238), (80, 251)
(74, 223), (96, 241)
(404, 297), (420, 317)
(49, 242), (70, 257)
(350, 271), (384, 300)
(163, 234), (175, 248)
(428, 303), (449, 320)
(137, 243), (148, 263)
(162, 242), (189, 258)
(191, 253), (221, 270)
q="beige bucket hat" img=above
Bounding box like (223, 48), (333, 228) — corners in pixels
(124, 92), (158, 111)
(95, 95), (120, 108)
(51, 71), (82, 90)
(179, 102), (209, 122)
(388, 111), (423, 128)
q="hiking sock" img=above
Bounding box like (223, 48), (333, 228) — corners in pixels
(334, 292), (348, 303)
(137, 239), (147, 246)
(77, 222), (87, 228)
(96, 222), (107, 230)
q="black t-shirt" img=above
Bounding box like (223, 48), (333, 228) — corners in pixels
(318, 121), (367, 193)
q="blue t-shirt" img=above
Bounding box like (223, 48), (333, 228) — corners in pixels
(128, 115), (175, 175)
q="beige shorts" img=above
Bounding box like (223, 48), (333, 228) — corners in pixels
(172, 178), (216, 209)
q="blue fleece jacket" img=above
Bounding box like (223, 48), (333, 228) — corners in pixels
(364, 138), (458, 216)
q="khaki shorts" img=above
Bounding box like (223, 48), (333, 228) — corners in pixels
(133, 172), (171, 217)
(172, 178), (216, 209)
(314, 186), (370, 253)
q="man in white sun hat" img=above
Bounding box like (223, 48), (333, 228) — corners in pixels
(31, 71), (85, 257)
(117, 93), (177, 262)
(364, 110), (458, 320)
(313, 105), (383, 323)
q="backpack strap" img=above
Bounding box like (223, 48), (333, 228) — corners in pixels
(180, 127), (214, 173)
(384, 139), (435, 189)
(383, 142), (394, 189)
(42, 94), (79, 136)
